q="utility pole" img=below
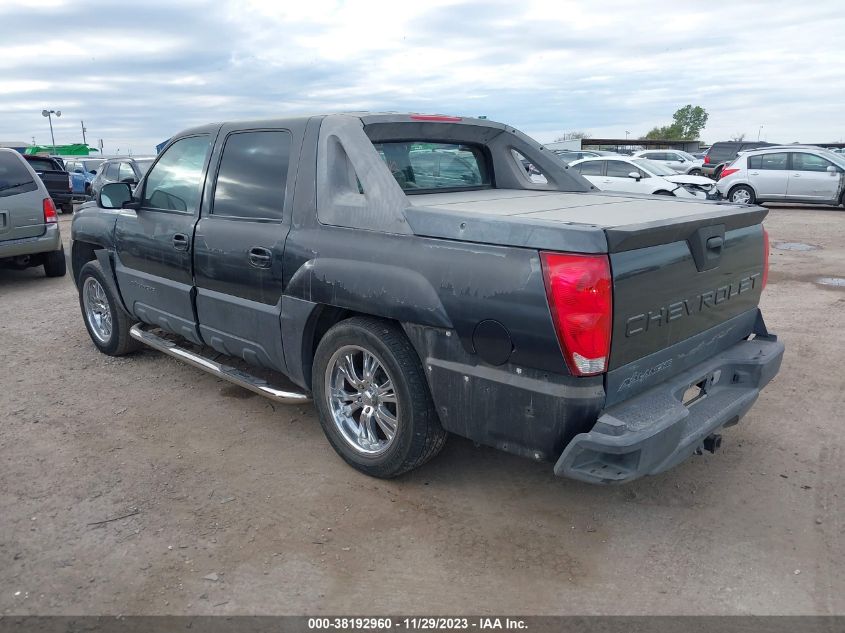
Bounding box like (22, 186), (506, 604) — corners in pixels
(758, 125), (764, 141)
(81, 120), (87, 145)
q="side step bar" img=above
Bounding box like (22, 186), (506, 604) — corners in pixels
(129, 324), (311, 404)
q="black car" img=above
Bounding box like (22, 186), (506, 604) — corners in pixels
(702, 141), (774, 179)
(89, 156), (155, 197)
(23, 154), (74, 213)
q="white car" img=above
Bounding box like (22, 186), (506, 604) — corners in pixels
(632, 149), (704, 175)
(715, 146), (845, 206)
(569, 156), (717, 199)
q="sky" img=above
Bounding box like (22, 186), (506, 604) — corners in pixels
(1, 0), (843, 154)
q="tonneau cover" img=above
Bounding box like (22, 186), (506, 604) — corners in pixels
(405, 189), (767, 254)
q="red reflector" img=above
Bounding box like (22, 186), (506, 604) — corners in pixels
(409, 114), (462, 122)
(540, 252), (613, 376)
(43, 197), (58, 224)
(762, 227), (769, 290)
(720, 167), (740, 179)
(703, 155), (710, 164)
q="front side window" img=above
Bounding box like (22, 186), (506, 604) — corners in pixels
(792, 152), (833, 172)
(142, 135), (211, 213)
(606, 160), (636, 177)
(632, 158), (674, 176)
(212, 130), (291, 220)
(373, 142), (490, 192)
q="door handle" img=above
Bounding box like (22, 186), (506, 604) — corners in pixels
(248, 247), (272, 269)
(792, 173), (801, 177)
(172, 233), (189, 251)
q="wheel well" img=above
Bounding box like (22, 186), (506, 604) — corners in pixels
(71, 241), (99, 285)
(301, 306), (362, 390)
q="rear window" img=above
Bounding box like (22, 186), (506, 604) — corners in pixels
(373, 142), (489, 192)
(0, 152), (37, 197)
(26, 157), (60, 172)
(708, 143), (738, 162)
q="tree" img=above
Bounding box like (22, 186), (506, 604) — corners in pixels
(730, 132), (746, 141)
(554, 131), (591, 142)
(641, 105), (709, 140)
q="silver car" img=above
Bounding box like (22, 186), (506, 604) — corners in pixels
(715, 146), (845, 206)
(0, 148), (66, 277)
(632, 149), (704, 175)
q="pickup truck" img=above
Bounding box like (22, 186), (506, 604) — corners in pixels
(70, 113), (784, 484)
(23, 155), (74, 213)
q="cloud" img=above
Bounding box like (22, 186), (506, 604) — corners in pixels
(1, 0), (843, 152)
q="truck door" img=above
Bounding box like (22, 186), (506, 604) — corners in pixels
(192, 128), (294, 372)
(114, 134), (213, 344)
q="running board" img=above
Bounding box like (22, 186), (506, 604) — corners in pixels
(129, 324), (311, 404)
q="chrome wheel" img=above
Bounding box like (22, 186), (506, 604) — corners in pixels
(731, 188), (751, 204)
(83, 277), (113, 344)
(325, 345), (399, 456)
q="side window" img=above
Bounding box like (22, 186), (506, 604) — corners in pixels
(104, 162), (119, 180)
(118, 162), (137, 182)
(748, 155), (762, 170)
(212, 130), (291, 221)
(142, 135), (211, 213)
(606, 160), (635, 177)
(760, 153), (788, 170)
(577, 160), (604, 176)
(792, 153), (832, 172)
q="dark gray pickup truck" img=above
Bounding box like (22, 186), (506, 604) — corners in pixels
(70, 113), (783, 484)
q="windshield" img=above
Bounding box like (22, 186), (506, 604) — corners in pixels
(373, 142), (490, 192)
(632, 158), (678, 176)
(676, 151), (697, 161)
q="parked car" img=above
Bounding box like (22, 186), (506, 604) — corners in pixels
(715, 146), (845, 206)
(64, 158), (105, 198)
(569, 156), (716, 198)
(702, 141), (774, 179)
(89, 156), (155, 198)
(632, 150), (704, 175)
(22, 154), (74, 213)
(71, 113), (782, 485)
(0, 149), (67, 277)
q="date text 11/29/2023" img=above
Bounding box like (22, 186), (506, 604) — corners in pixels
(307, 617), (528, 630)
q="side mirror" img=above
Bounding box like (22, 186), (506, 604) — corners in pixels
(99, 182), (134, 209)
(628, 171), (642, 181)
(120, 176), (138, 185)
(678, 158), (687, 163)
(827, 165), (838, 174)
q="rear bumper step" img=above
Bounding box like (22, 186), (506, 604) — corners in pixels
(129, 324), (311, 405)
(555, 336), (784, 484)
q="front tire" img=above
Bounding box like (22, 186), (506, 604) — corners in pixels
(312, 317), (447, 478)
(78, 260), (140, 356)
(654, 190), (675, 196)
(728, 185), (755, 205)
(43, 247), (66, 277)
(688, 168), (702, 176)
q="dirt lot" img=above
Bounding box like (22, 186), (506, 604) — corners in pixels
(1, 205), (843, 615)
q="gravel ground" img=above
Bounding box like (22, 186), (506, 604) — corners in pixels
(0, 205), (843, 615)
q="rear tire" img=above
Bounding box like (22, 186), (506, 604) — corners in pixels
(728, 185), (756, 205)
(43, 247), (67, 277)
(312, 317), (447, 478)
(78, 260), (140, 356)
(61, 203), (73, 214)
(688, 168), (702, 176)
(654, 190), (675, 196)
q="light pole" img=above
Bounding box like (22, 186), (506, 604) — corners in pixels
(625, 130), (630, 141)
(758, 125), (763, 141)
(41, 109), (61, 153)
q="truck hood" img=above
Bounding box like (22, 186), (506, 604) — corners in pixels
(405, 189), (766, 254)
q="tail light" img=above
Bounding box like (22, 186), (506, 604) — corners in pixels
(43, 198), (58, 224)
(720, 167), (740, 179)
(703, 155), (710, 164)
(410, 114), (462, 122)
(762, 227), (769, 289)
(540, 252), (613, 376)
(68, 174), (73, 190)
